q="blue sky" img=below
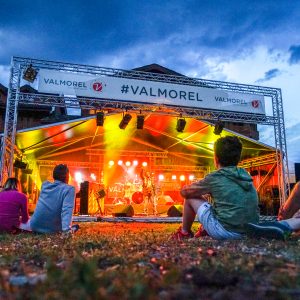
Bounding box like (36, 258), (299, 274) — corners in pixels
(1, 0), (300, 173)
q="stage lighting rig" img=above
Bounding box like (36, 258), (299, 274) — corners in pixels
(176, 117), (186, 132)
(96, 111), (105, 126)
(119, 113), (132, 129)
(136, 114), (145, 129)
(23, 64), (38, 83)
(213, 120), (224, 135)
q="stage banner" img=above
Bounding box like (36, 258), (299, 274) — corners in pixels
(38, 69), (266, 115)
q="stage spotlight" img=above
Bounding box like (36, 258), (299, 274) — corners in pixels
(96, 111), (105, 126)
(23, 64), (38, 83)
(176, 118), (186, 132)
(189, 174), (195, 181)
(180, 175), (185, 181)
(13, 159), (28, 170)
(75, 172), (83, 184)
(136, 115), (145, 129)
(213, 121), (224, 135)
(119, 113), (132, 129)
(158, 174), (164, 181)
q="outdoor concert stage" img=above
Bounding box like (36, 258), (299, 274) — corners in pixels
(18, 113), (280, 218)
(2, 57), (288, 217)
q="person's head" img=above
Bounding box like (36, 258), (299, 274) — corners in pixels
(214, 136), (242, 168)
(53, 164), (69, 183)
(2, 177), (20, 191)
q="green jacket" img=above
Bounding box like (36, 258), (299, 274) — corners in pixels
(181, 166), (259, 233)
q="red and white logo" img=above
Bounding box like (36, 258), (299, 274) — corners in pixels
(92, 82), (103, 92)
(251, 100), (260, 108)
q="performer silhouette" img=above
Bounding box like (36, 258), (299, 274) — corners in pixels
(140, 169), (157, 215)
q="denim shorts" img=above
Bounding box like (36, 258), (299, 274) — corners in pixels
(197, 202), (243, 240)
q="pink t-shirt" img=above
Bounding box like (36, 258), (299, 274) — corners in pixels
(0, 190), (29, 232)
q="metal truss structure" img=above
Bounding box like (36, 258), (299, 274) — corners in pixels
(0, 56), (289, 204)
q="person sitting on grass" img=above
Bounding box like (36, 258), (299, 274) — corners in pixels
(278, 181), (300, 220)
(246, 181), (300, 239)
(0, 177), (29, 233)
(172, 136), (260, 240)
(20, 164), (79, 234)
(172, 135), (300, 241)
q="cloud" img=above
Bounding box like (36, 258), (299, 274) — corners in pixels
(0, 65), (10, 86)
(288, 45), (300, 65)
(256, 68), (281, 83)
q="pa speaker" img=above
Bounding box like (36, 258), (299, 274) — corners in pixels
(80, 181), (89, 215)
(167, 205), (183, 217)
(295, 163), (300, 183)
(113, 204), (134, 217)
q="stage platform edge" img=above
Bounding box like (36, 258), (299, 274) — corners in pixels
(72, 215), (277, 223)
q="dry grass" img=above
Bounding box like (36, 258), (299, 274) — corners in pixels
(1, 222), (300, 299)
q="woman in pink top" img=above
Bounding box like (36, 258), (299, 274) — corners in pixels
(0, 177), (29, 233)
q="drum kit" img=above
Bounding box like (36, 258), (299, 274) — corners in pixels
(108, 181), (145, 204)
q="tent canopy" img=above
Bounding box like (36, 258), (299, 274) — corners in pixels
(16, 113), (275, 169)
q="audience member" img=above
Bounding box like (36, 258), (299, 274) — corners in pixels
(0, 177), (29, 233)
(20, 164), (78, 233)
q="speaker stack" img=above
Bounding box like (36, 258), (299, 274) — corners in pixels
(80, 181), (89, 215)
(167, 205), (183, 217)
(112, 204), (134, 217)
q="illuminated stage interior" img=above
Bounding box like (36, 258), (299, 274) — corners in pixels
(14, 113), (280, 217)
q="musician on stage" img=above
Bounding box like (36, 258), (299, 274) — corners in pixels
(140, 169), (157, 215)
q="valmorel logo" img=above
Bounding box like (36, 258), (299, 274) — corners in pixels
(251, 100), (260, 108)
(92, 82), (103, 92)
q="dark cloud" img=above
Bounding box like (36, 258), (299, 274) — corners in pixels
(255, 68), (281, 83)
(1, 0), (300, 66)
(288, 45), (300, 64)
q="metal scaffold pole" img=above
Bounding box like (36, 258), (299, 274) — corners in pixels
(0, 57), (21, 184)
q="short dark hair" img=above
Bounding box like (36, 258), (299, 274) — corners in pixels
(53, 164), (69, 183)
(214, 136), (242, 167)
(2, 177), (20, 191)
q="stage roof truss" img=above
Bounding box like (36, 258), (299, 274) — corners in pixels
(0, 56), (289, 205)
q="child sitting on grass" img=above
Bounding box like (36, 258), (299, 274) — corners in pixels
(172, 136), (298, 241)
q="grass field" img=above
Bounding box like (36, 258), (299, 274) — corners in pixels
(1, 222), (300, 299)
